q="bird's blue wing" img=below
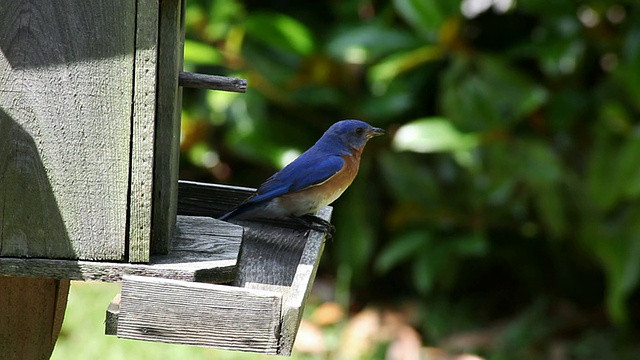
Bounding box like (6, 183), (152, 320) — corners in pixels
(251, 151), (345, 203)
(219, 149), (344, 220)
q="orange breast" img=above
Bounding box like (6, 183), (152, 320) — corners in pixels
(277, 152), (361, 216)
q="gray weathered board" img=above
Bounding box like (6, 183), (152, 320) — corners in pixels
(0, 0), (180, 262)
(0, 216), (242, 283)
(117, 276), (283, 352)
(128, 0), (160, 262)
(106, 181), (329, 355)
(1, 0), (133, 260)
(152, 0), (185, 255)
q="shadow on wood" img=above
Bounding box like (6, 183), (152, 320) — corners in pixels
(0, 110), (73, 258)
(0, 216), (242, 283)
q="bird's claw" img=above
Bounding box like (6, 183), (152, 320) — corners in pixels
(293, 215), (335, 237)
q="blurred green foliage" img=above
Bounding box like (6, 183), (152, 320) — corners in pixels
(181, 0), (640, 356)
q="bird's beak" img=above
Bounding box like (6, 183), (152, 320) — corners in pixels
(366, 127), (385, 139)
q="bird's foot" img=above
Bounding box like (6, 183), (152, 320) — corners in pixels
(291, 214), (335, 237)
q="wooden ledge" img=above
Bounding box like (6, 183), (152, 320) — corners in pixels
(105, 180), (330, 356)
(0, 216), (242, 283)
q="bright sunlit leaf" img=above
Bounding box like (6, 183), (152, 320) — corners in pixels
(183, 39), (222, 66)
(392, 117), (479, 153)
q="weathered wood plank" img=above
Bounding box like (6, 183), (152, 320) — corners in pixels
(232, 223), (308, 288)
(178, 180), (255, 217)
(117, 276), (282, 353)
(279, 207), (330, 355)
(128, 0), (160, 263)
(152, 0), (184, 255)
(0, 257), (235, 283)
(0, 277), (70, 360)
(0, 0), (135, 260)
(166, 216), (241, 264)
(0, 216), (242, 283)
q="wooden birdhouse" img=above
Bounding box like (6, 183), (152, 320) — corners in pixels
(0, 0), (327, 357)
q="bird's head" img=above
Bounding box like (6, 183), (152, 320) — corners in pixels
(322, 119), (385, 152)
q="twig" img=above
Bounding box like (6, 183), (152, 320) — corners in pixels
(178, 72), (247, 93)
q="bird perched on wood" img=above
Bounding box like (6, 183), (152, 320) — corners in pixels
(219, 119), (384, 233)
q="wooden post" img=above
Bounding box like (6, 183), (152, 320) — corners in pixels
(0, 277), (70, 360)
(152, 0), (185, 255)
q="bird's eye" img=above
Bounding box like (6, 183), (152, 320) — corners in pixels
(355, 127), (364, 136)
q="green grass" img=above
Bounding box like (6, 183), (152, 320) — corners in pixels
(51, 281), (280, 360)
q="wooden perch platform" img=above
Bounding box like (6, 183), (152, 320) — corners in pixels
(105, 181), (330, 356)
(0, 216), (242, 283)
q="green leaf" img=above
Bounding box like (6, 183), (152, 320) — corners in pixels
(392, 0), (451, 38)
(244, 12), (315, 56)
(413, 255), (437, 294)
(441, 55), (548, 131)
(183, 39), (222, 66)
(533, 184), (565, 238)
(378, 150), (438, 205)
(615, 25), (640, 100)
(517, 140), (562, 185)
(392, 117), (479, 153)
(326, 23), (419, 63)
(587, 132), (640, 212)
(580, 210), (640, 325)
(375, 230), (431, 274)
(369, 45), (443, 90)
(450, 232), (488, 256)
(361, 88), (414, 121)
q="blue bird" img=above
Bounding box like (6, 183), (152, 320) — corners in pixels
(219, 119), (384, 233)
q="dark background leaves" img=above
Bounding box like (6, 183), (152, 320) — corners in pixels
(180, 0), (640, 357)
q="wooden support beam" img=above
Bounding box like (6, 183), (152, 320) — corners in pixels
(0, 277), (70, 360)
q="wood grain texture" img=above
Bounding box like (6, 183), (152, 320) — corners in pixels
(0, 0), (135, 260)
(177, 180), (256, 217)
(278, 207), (330, 355)
(0, 277), (70, 360)
(117, 276), (283, 353)
(0, 110), (74, 258)
(176, 180), (329, 355)
(105, 293), (121, 335)
(128, 0), (160, 263)
(0, 216), (242, 283)
(232, 223), (308, 288)
(178, 72), (247, 93)
(152, 0), (184, 255)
